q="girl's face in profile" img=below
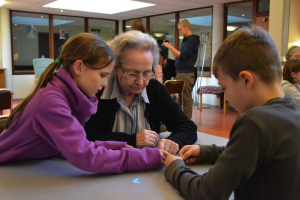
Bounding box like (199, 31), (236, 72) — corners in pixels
(291, 71), (300, 84)
(77, 61), (115, 98)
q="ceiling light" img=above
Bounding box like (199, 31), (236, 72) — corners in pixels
(126, 25), (131, 28)
(43, 0), (156, 15)
(0, 0), (7, 7)
(242, 14), (245, 17)
(227, 26), (238, 31)
(154, 33), (164, 37)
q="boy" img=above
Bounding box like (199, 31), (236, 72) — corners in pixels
(163, 26), (300, 200)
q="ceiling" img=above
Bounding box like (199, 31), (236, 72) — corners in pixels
(2, 0), (242, 20)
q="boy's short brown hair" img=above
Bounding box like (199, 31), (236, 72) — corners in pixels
(213, 26), (282, 84)
(178, 19), (191, 30)
(282, 59), (300, 83)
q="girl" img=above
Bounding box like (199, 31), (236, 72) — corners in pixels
(281, 59), (300, 105)
(0, 33), (166, 173)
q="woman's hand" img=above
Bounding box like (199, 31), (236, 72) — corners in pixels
(178, 145), (201, 165)
(158, 139), (179, 155)
(136, 129), (159, 148)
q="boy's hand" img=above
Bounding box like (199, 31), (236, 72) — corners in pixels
(164, 155), (182, 168)
(178, 145), (201, 165)
(158, 139), (179, 155)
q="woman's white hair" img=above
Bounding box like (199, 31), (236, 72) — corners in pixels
(110, 30), (160, 70)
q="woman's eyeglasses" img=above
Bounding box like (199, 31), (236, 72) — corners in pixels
(119, 63), (155, 81)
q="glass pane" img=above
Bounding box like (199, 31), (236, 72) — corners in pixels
(258, 0), (270, 13)
(180, 8), (213, 76)
(226, 2), (253, 38)
(150, 14), (176, 60)
(89, 19), (116, 45)
(53, 15), (84, 59)
(125, 18), (146, 32)
(12, 12), (49, 73)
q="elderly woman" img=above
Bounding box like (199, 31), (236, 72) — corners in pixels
(84, 31), (197, 154)
(285, 46), (300, 61)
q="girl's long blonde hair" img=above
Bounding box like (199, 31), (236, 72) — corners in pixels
(5, 33), (115, 129)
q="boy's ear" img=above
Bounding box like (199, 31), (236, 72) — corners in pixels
(73, 60), (84, 76)
(239, 71), (254, 89)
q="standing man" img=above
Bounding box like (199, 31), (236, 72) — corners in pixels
(162, 19), (200, 119)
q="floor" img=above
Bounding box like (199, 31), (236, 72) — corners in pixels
(3, 101), (240, 139)
(192, 107), (239, 139)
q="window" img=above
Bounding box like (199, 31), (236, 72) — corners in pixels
(258, 0), (270, 13)
(88, 19), (116, 45)
(12, 12), (50, 73)
(150, 14), (176, 60)
(180, 8), (213, 77)
(53, 15), (84, 59)
(225, 2), (253, 38)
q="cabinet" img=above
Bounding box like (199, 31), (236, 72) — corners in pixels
(0, 69), (6, 88)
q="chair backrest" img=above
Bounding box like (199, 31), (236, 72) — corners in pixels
(0, 115), (9, 133)
(33, 58), (54, 79)
(164, 80), (185, 110)
(0, 89), (13, 115)
(164, 80), (185, 94)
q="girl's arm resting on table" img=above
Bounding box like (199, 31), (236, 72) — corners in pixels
(34, 95), (161, 173)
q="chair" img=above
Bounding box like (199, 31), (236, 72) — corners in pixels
(33, 58), (54, 86)
(197, 85), (227, 116)
(164, 80), (185, 110)
(0, 89), (13, 115)
(0, 115), (9, 133)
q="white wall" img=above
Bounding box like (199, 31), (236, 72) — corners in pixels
(288, 0), (300, 47)
(0, 8), (13, 91)
(269, 0), (288, 57)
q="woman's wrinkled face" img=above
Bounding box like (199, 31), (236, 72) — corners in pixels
(291, 50), (300, 60)
(116, 48), (153, 95)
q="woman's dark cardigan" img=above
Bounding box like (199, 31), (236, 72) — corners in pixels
(84, 79), (197, 148)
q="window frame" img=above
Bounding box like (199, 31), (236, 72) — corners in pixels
(10, 10), (118, 75)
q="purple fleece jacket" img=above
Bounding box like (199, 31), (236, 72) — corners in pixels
(0, 68), (161, 173)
